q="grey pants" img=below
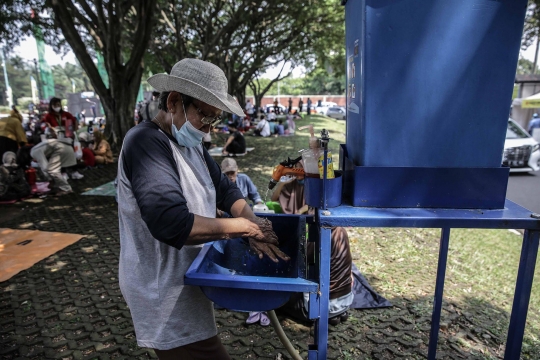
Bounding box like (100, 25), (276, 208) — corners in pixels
(47, 149), (72, 191)
(31, 140), (77, 192)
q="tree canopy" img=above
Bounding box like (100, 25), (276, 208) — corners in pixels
(44, 0), (157, 142)
(1, 0), (345, 140)
(523, 0), (540, 50)
(51, 62), (93, 99)
(148, 0), (344, 106)
(517, 57), (540, 75)
(0, 56), (32, 105)
(520, 0), (540, 74)
(246, 73), (345, 97)
(0, 0), (157, 141)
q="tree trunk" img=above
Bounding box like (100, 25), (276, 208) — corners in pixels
(254, 94), (263, 111)
(102, 66), (143, 148)
(47, 1), (157, 150)
(234, 87), (246, 111)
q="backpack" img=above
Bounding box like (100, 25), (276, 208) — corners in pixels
(0, 165), (31, 201)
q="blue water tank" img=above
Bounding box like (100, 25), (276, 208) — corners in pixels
(344, 0), (528, 167)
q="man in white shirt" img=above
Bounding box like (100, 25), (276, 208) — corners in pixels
(267, 109), (277, 121)
(254, 115), (270, 137)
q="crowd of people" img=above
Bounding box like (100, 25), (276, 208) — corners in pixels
(0, 98), (114, 200)
(0, 89), (309, 202)
(177, 98), (304, 157)
(224, 99), (301, 142)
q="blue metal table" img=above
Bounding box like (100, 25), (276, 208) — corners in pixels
(309, 199), (540, 360)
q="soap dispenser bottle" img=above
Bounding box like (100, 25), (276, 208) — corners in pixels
(299, 125), (320, 178)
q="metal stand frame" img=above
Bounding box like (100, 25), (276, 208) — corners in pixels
(307, 199), (540, 360)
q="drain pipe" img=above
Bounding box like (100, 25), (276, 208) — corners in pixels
(268, 310), (303, 360)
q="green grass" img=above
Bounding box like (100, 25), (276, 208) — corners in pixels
(351, 226), (540, 357)
(233, 114), (540, 358)
(233, 114), (345, 197)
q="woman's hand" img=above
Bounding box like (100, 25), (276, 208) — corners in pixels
(295, 204), (309, 215)
(241, 217), (290, 262)
(243, 217), (278, 244)
(248, 238), (290, 263)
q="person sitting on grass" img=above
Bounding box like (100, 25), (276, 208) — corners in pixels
(286, 114), (296, 134)
(242, 117), (251, 130)
(0, 114), (26, 161)
(220, 158), (263, 206)
(268, 119), (277, 135)
(267, 109), (277, 121)
(10, 106), (23, 123)
(30, 137), (83, 196)
(271, 161), (353, 326)
(41, 97), (78, 138)
(254, 115), (270, 137)
(79, 140), (96, 168)
(92, 131), (113, 164)
(276, 119), (285, 136)
(222, 126), (246, 156)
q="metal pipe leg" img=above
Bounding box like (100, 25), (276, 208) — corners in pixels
(427, 227), (451, 360)
(504, 230), (540, 360)
(314, 227), (331, 360)
(308, 221), (320, 360)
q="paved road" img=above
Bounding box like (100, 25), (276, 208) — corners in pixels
(506, 170), (540, 213)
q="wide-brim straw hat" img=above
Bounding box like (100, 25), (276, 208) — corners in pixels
(147, 58), (244, 117)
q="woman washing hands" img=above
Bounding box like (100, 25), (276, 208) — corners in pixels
(117, 59), (288, 360)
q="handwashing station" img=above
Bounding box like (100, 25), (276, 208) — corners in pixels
(187, 0), (540, 359)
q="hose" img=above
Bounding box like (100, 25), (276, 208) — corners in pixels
(267, 310), (303, 360)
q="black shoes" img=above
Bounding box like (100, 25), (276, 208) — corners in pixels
(328, 311), (349, 326)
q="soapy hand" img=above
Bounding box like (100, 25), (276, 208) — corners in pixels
(245, 217), (290, 262)
(245, 217), (279, 244)
(248, 238), (290, 263)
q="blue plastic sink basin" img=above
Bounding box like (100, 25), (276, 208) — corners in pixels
(185, 214), (318, 312)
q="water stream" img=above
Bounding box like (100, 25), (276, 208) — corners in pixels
(264, 189), (270, 203)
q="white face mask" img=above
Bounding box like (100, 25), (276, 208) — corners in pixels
(53, 106), (61, 113)
(170, 102), (209, 147)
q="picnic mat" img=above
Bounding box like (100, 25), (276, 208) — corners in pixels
(81, 181), (116, 196)
(208, 147), (255, 157)
(0, 228), (85, 282)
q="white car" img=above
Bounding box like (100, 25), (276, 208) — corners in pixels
(265, 104), (287, 114)
(503, 119), (540, 172)
(315, 102), (338, 115)
(326, 106), (346, 120)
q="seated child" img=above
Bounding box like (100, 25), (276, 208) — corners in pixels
(80, 140), (96, 167)
(277, 120), (285, 135)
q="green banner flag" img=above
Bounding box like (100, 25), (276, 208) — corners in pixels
(34, 27), (55, 100)
(136, 83), (144, 103)
(96, 51), (109, 114)
(96, 52), (109, 88)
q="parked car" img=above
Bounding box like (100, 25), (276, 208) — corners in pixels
(315, 101), (338, 115)
(265, 104), (287, 114)
(326, 106), (346, 120)
(503, 119), (540, 172)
